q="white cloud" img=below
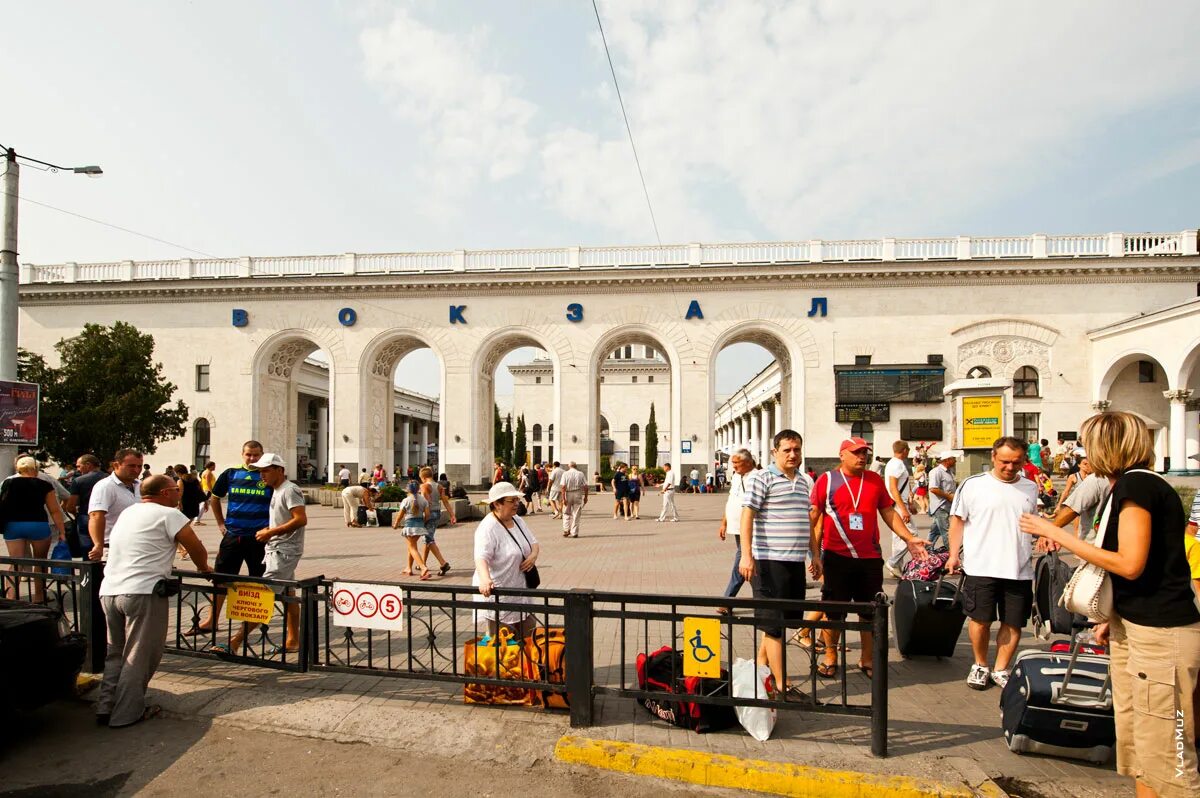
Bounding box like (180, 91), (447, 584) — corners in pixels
(540, 1), (1200, 241)
(359, 7), (537, 218)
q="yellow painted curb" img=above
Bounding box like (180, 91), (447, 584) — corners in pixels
(554, 735), (990, 798)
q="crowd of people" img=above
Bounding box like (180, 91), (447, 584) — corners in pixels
(3, 412), (1199, 796)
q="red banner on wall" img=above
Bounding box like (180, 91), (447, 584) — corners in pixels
(0, 380), (40, 445)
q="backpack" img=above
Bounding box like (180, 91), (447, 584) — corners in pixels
(634, 646), (739, 733)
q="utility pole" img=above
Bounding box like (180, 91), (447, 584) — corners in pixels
(0, 148), (20, 477)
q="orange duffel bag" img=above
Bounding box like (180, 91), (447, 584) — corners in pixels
(524, 627), (568, 710)
(463, 627), (537, 706)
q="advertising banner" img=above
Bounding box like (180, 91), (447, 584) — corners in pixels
(0, 380), (40, 446)
(962, 395), (1003, 448)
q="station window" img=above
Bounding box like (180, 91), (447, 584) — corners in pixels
(548, 424), (554, 442)
(630, 423), (640, 442)
(645, 346), (656, 360)
(1013, 412), (1040, 443)
(966, 365), (991, 379)
(535, 377), (542, 384)
(1137, 361), (1156, 383)
(648, 376), (654, 383)
(632, 376), (638, 384)
(1013, 366), (1040, 397)
(532, 424), (542, 442)
(850, 421), (874, 447)
(196, 364), (210, 392)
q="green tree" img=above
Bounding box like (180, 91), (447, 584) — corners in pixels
(644, 403), (658, 468)
(493, 403), (504, 462)
(17, 322), (189, 466)
(502, 413), (514, 466)
(514, 414), (528, 467)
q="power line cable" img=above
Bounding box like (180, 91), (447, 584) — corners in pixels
(592, 0), (661, 245)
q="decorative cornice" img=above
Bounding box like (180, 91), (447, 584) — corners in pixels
(17, 256), (1200, 307)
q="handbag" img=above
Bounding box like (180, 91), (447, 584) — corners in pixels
(505, 518), (541, 589)
(1058, 468), (1164, 622)
(49, 539), (73, 575)
(463, 626), (537, 705)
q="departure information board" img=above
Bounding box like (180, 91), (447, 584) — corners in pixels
(834, 366), (945, 404)
(835, 403), (890, 423)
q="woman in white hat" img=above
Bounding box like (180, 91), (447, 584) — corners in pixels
(473, 481), (540, 637)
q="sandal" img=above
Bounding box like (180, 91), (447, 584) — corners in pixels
(857, 664), (874, 679)
(816, 661), (838, 679)
(419, 570), (433, 581)
(267, 644), (300, 655)
(400, 569), (412, 576)
(439, 563), (451, 575)
(182, 625), (213, 637)
(207, 642), (233, 655)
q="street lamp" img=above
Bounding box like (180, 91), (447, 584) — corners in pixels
(1, 144), (102, 477)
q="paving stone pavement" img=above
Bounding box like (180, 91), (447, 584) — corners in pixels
(153, 490), (1124, 796)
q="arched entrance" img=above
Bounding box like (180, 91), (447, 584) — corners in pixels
(252, 332), (335, 478)
(1097, 353), (1170, 470)
(359, 333), (446, 478)
(589, 328), (677, 477)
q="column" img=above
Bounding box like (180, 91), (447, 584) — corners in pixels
(735, 416), (745, 450)
(399, 415), (410, 472)
(419, 420), (429, 467)
(750, 408), (761, 465)
(1184, 400), (1199, 471)
(1164, 389), (1194, 473)
(774, 394), (783, 435)
(316, 403), (328, 480)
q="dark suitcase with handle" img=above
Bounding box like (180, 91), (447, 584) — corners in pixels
(1000, 641), (1114, 763)
(893, 573), (966, 658)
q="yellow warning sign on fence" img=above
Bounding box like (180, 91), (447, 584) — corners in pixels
(225, 583), (276, 624)
(682, 616), (721, 678)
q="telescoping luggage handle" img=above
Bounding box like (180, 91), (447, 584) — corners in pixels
(931, 570), (964, 605)
(1055, 632), (1112, 710)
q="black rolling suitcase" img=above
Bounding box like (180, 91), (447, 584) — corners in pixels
(893, 573), (966, 658)
(1000, 641), (1114, 763)
(1031, 552), (1087, 638)
(375, 507), (394, 527)
(356, 506), (369, 526)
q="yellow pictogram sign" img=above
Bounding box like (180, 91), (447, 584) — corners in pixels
(682, 616), (721, 678)
(225, 582), (276, 624)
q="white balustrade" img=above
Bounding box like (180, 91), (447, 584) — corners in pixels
(132, 260), (185, 280)
(823, 239), (883, 261)
(970, 237), (1032, 259)
(19, 231), (1195, 284)
(1125, 233), (1180, 256)
(895, 238), (956, 260)
(1046, 235), (1106, 257)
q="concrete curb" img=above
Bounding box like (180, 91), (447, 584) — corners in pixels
(554, 735), (1009, 798)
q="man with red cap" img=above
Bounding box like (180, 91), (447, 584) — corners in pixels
(810, 437), (927, 679)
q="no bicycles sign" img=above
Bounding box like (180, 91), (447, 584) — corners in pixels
(331, 581), (404, 632)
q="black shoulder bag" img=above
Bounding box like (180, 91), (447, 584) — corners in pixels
(504, 517), (541, 589)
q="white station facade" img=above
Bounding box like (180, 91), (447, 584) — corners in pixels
(15, 229), (1200, 482)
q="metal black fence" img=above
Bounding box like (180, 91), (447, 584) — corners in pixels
(0, 556), (105, 672)
(1, 557), (891, 756)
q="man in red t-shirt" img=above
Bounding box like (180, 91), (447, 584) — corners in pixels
(810, 437), (927, 678)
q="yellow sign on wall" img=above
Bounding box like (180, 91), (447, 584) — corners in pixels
(225, 583), (277, 624)
(682, 616), (721, 678)
(962, 395), (1003, 449)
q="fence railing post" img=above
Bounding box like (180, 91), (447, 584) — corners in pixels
(870, 592), (889, 757)
(79, 561), (107, 674)
(565, 588), (594, 727)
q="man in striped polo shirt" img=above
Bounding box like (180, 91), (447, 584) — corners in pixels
(739, 429), (810, 693)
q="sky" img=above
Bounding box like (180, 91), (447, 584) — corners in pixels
(6, 1), (1200, 396)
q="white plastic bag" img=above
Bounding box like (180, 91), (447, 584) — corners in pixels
(731, 658), (776, 741)
(365, 509), (379, 527)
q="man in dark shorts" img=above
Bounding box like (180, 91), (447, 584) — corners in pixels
(947, 436), (1039, 690)
(739, 429), (811, 694)
(810, 437), (926, 679)
(189, 440), (272, 635)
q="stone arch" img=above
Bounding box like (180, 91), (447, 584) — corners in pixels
(1174, 336), (1200, 391)
(468, 316), (572, 480)
(357, 329), (453, 475)
(250, 329), (338, 477)
(1096, 350), (1171, 400)
(1096, 350), (1171, 469)
(699, 312), (816, 462)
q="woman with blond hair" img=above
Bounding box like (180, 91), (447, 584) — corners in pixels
(1, 456), (68, 602)
(1020, 412), (1200, 797)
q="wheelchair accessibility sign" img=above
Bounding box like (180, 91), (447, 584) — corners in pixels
(682, 616), (721, 678)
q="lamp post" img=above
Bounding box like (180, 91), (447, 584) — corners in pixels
(1, 145), (102, 477)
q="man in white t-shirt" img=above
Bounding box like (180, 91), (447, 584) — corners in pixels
(883, 440), (913, 576)
(337, 465), (351, 488)
(657, 463), (678, 521)
(97, 475), (211, 727)
(87, 448), (144, 560)
(716, 450), (759, 611)
(947, 437), (1039, 691)
(228, 453), (307, 655)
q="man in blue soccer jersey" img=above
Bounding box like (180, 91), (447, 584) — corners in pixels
(186, 440), (273, 636)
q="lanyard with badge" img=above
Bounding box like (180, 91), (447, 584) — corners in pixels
(839, 470), (866, 531)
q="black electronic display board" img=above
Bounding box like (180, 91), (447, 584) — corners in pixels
(835, 403), (890, 423)
(834, 365), (945, 404)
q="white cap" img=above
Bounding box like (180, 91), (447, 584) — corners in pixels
(486, 481), (523, 503)
(935, 450), (958, 461)
(1074, 447), (1086, 457)
(250, 452), (286, 469)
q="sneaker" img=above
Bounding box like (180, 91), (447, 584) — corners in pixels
(966, 663), (990, 690)
(990, 669), (1010, 689)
